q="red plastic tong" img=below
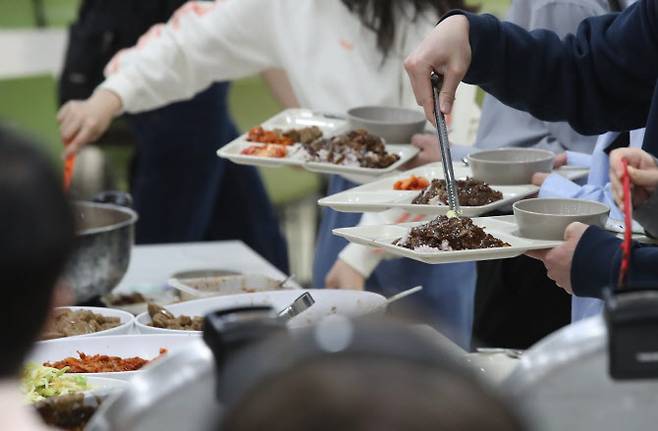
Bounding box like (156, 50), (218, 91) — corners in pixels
(618, 159), (633, 288)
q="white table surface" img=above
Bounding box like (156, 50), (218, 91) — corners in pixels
(114, 240), (291, 292)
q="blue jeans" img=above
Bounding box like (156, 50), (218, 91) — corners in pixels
(127, 83), (289, 273)
(313, 175), (476, 348)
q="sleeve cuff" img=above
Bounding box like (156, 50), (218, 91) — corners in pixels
(538, 173), (581, 198)
(566, 151), (592, 167)
(338, 243), (383, 278)
(572, 225), (622, 299)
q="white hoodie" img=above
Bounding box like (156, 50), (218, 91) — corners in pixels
(100, 0), (477, 276)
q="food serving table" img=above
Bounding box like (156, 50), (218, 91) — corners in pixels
(113, 240), (297, 293)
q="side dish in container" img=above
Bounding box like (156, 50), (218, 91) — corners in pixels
(393, 175), (430, 191)
(148, 303), (203, 331)
(22, 363), (90, 402)
(41, 309), (121, 340)
(43, 349), (167, 373)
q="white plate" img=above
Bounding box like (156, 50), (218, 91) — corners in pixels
(217, 108), (347, 168)
(319, 163), (538, 216)
(84, 376), (128, 395)
(135, 289), (386, 335)
(332, 215), (562, 264)
(43, 306), (135, 340)
(217, 108), (418, 177)
(28, 334), (199, 381)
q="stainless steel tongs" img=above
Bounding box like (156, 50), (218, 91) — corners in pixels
(430, 71), (462, 216)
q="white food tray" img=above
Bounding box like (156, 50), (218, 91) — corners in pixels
(217, 109), (418, 176)
(333, 215), (562, 264)
(319, 163), (538, 216)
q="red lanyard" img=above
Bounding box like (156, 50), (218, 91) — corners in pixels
(618, 158), (633, 288)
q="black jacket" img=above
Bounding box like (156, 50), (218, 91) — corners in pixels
(450, 0), (658, 295)
(59, 0), (188, 104)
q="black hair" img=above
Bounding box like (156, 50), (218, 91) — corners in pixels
(342, 0), (479, 58)
(0, 127), (75, 377)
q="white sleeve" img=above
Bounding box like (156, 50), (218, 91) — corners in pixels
(338, 209), (425, 277)
(99, 0), (281, 113)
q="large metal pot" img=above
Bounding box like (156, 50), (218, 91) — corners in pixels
(63, 201), (138, 303)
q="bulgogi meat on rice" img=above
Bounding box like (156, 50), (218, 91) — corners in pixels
(302, 129), (399, 168)
(394, 216), (510, 252)
(412, 178), (503, 206)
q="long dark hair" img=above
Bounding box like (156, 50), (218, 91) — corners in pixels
(342, 0), (479, 58)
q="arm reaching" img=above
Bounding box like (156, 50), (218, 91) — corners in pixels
(58, 0), (280, 154)
(405, 1), (658, 134)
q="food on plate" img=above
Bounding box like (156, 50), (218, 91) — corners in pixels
(43, 349), (167, 373)
(240, 144), (288, 158)
(41, 308), (121, 340)
(302, 129), (400, 168)
(412, 178), (503, 206)
(104, 292), (147, 306)
(22, 363), (90, 403)
(148, 303), (203, 331)
(246, 126), (323, 146)
(393, 175), (430, 191)
(394, 216), (510, 251)
(34, 393), (98, 431)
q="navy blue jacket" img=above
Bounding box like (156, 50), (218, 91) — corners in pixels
(450, 1), (658, 297)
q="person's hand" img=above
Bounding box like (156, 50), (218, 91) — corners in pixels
(526, 222), (588, 294)
(57, 89), (123, 157)
(325, 259), (365, 291)
(553, 153), (568, 169)
(532, 172), (550, 186)
(404, 15), (471, 121)
(609, 147), (658, 209)
(402, 134), (441, 169)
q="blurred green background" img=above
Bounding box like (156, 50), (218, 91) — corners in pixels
(0, 0), (510, 200)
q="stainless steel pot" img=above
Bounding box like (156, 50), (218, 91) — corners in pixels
(63, 201), (138, 303)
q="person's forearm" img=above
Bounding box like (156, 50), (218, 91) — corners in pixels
(572, 226), (623, 298)
(447, 2), (658, 135)
(572, 226), (658, 298)
(100, 0), (278, 114)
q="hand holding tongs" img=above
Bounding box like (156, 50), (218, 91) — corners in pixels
(430, 71), (461, 216)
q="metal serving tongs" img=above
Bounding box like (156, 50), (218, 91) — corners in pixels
(278, 292), (315, 321)
(430, 71), (461, 216)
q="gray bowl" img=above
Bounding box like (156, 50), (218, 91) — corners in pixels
(513, 198), (610, 240)
(65, 202), (138, 303)
(468, 148), (555, 185)
(347, 106), (426, 143)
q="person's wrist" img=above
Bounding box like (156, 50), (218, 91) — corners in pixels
(93, 89), (123, 117)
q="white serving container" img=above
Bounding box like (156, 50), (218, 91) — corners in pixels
(28, 334), (199, 381)
(43, 306), (135, 340)
(135, 289), (386, 335)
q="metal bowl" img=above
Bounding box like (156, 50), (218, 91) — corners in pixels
(347, 106), (426, 143)
(513, 198), (609, 240)
(468, 148), (554, 185)
(63, 202), (138, 303)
